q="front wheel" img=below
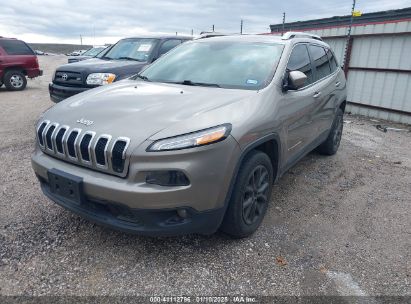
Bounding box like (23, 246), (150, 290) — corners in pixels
(221, 150), (273, 238)
(4, 70), (27, 91)
(317, 108), (344, 155)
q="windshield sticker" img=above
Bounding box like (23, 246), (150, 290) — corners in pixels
(137, 44), (152, 52)
(246, 79), (258, 85)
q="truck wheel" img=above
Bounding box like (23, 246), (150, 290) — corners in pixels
(317, 108), (344, 155)
(4, 70), (27, 91)
(221, 150), (273, 238)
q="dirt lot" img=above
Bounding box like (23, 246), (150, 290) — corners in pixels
(0, 56), (410, 297)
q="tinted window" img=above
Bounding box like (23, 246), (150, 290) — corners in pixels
(326, 48), (338, 72)
(287, 44), (313, 86)
(140, 41), (284, 90)
(309, 45), (331, 81)
(159, 40), (181, 56)
(0, 40), (34, 55)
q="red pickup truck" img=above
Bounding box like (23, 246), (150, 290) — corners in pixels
(0, 37), (43, 91)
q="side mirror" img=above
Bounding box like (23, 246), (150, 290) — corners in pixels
(284, 71), (307, 91)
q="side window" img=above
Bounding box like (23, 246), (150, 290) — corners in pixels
(308, 45), (331, 81)
(158, 40), (181, 56)
(325, 48), (338, 73)
(287, 44), (313, 86)
(0, 40), (34, 55)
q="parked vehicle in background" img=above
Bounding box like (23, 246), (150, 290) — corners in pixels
(34, 50), (46, 55)
(66, 50), (87, 56)
(33, 33), (346, 237)
(49, 35), (192, 102)
(68, 46), (109, 63)
(0, 37), (43, 91)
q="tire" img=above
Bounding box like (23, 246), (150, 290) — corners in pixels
(221, 150), (273, 238)
(4, 70), (27, 91)
(317, 108), (344, 155)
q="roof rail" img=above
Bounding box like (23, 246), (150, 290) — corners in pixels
(282, 32), (323, 41)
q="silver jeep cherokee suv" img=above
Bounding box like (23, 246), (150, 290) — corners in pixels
(32, 33), (347, 238)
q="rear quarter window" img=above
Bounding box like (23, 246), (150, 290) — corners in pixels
(0, 40), (34, 55)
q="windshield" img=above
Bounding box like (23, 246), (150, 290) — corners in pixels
(102, 38), (157, 61)
(83, 47), (106, 57)
(139, 40), (284, 90)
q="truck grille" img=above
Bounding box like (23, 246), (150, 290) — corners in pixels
(36, 121), (131, 177)
(54, 71), (83, 86)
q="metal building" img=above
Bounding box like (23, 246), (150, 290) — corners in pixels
(269, 7), (411, 124)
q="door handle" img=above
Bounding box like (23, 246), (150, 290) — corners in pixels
(313, 92), (321, 98)
(335, 81), (341, 87)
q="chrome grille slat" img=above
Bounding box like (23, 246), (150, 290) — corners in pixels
(66, 129), (80, 159)
(45, 123), (58, 151)
(111, 138), (130, 173)
(94, 135), (111, 168)
(79, 131), (96, 164)
(37, 120), (50, 148)
(55, 126), (68, 155)
(37, 121), (130, 176)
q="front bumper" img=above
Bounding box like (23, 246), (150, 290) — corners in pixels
(49, 82), (89, 103)
(31, 136), (241, 235)
(39, 178), (225, 236)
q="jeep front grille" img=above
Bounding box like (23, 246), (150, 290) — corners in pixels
(36, 121), (131, 177)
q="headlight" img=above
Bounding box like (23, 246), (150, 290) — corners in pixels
(147, 124), (232, 152)
(86, 73), (116, 85)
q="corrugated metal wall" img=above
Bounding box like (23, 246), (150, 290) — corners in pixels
(302, 20), (411, 124)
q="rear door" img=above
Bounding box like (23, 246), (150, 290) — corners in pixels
(307, 44), (337, 134)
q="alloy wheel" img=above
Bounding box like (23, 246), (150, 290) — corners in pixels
(10, 75), (24, 89)
(242, 165), (270, 225)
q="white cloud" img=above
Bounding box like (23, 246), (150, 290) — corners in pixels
(0, 0), (409, 43)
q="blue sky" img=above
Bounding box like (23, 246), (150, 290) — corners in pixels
(0, 0), (409, 44)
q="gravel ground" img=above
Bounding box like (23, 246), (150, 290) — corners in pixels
(0, 56), (410, 297)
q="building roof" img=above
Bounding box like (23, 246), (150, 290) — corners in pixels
(270, 6), (411, 33)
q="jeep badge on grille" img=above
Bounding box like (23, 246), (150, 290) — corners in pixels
(77, 118), (94, 126)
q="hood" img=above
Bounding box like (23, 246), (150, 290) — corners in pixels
(68, 55), (92, 63)
(43, 80), (256, 148)
(57, 58), (148, 79)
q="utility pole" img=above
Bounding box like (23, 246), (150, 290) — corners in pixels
(282, 12), (286, 34)
(343, 0), (356, 72)
(191, 29), (194, 36)
(240, 19), (243, 34)
(176, 32), (178, 36)
(80, 35), (82, 45)
(212, 24), (215, 32)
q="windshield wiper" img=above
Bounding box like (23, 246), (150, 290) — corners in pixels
(101, 56), (114, 60)
(117, 56), (144, 62)
(173, 80), (221, 88)
(135, 74), (150, 81)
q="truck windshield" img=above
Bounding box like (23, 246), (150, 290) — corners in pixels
(102, 38), (157, 62)
(83, 47), (106, 57)
(138, 40), (284, 90)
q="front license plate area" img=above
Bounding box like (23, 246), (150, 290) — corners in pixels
(47, 168), (84, 205)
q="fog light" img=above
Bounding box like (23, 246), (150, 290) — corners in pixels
(177, 209), (189, 219)
(146, 170), (190, 186)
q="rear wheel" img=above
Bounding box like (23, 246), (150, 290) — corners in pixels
(4, 70), (27, 91)
(221, 150), (273, 238)
(317, 108), (343, 155)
